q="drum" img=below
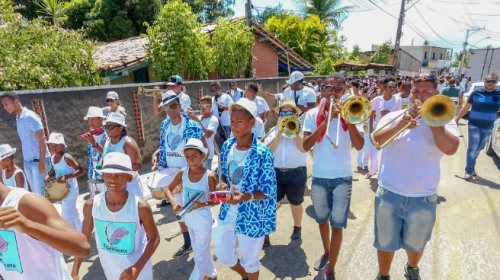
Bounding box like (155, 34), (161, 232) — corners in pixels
(45, 180), (71, 202)
(146, 168), (179, 200)
(209, 191), (232, 203)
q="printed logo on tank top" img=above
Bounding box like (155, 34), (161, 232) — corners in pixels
(0, 230), (23, 273)
(183, 187), (206, 205)
(94, 220), (136, 255)
(228, 161), (244, 186)
(167, 133), (183, 151)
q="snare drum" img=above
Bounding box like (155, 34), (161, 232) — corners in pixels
(45, 180), (71, 202)
(209, 191), (232, 203)
(147, 168), (179, 200)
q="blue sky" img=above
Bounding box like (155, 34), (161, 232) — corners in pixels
(233, 0), (500, 53)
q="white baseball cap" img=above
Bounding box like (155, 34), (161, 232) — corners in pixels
(105, 112), (127, 127)
(159, 90), (179, 107)
(230, 98), (258, 119)
(0, 144), (16, 161)
(106, 91), (119, 100)
(287, 71), (304, 85)
(179, 138), (208, 156)
(47, 132), (66, 147)
(84, 106), (105, 120)
(97, 152), (137, 176)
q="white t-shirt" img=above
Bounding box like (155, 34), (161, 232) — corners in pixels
(303, 107), (360, 179)
(227, 145), (249, 212)
(165, 118), (186, 168)
(199, 115), (219, 160)
(371, 95), (402, 122)
(263, 127), (307, 168)
(178, 92), (191, 112)
(283, 86), (316, 107)
(212, 93), (233, 126)
(378, 110), (459, 197)
(244, 96), (270, 115)
(395, 93), (411, 109)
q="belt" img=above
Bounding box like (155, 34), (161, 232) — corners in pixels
(33, 159), (39, 162)
(276, 166), (305, 173)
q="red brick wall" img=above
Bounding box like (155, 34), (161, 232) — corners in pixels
(252, 38), (278, 78)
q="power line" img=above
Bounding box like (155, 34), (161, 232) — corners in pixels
(413, 6), (460, 46)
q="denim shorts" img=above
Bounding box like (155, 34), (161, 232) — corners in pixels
(374, 187), (437, 252)
(310, 176), (352, 228)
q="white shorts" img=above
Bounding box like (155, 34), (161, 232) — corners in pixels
(213, 210), (264, 273)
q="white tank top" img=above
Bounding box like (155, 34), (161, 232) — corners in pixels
(181, 168), (212, 227)
(1, 168), (28, 190)
(51, 154), (78, 200)
(0, 188), (71, 280)
(92, 192), (152, 280)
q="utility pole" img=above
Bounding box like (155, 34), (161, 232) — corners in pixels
(245, 0), (252, 27)
(458, 26), (485, 75)
(393, 0), (407, 72)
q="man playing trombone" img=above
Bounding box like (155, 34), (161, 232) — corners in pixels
(263, 99), (308, 243)
(371, 76), (459, 280)
(302, 74), (364, 280)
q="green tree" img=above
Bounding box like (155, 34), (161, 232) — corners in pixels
(212, 19), (254, 78)
(452, 51), (469, 67)
(313, 54), (335, 75)
(348, 44), (362, 62)
(13, 0), (38, 20)
(0, 19), (101, 90)
(35, 0), (67, 26)
(85, 0), (161, 41)
(371, 40), (392, 64)
(265, 14), (328, 64)
(1, 0), (16, 22)
(63, 0), (94, 30)
(254, 3), (289, 24)
(146, 0), (213, 80)
(298, 0), (352, 29)
(184, 0), (235, 23)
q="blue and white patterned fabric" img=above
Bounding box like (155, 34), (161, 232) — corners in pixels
(87, 131), (107, 181)
(158, 113), (204, 168)
(218, 134), (277, 238)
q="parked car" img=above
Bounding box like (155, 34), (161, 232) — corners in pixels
(485, 118), (500, 158)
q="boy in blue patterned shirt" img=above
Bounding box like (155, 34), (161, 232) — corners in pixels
(213, 98), (277, 280)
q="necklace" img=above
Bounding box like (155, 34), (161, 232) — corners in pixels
(232, 146), (249, 164)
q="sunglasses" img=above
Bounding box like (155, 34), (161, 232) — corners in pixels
(485, 80), (497, 84)
(199, 104), (210, 110)
(279, 110), (294, 117)
(164, 103), (179, 110)
(104, 124), (121, 130)
(106, 99), (116, 103)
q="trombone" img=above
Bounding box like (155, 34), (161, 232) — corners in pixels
(138, 85), (162, 94)
(325, 94), (372, 149)
(261, 113), (305, 142)
(370, 95), (456, 149)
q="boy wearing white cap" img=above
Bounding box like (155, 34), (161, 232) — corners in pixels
(213, 98), (277, 280)
(81, 106), (107, 196)
(45, 132), (84, 231)
(0, 144), (28, 190)
(282, 71), (317, 112)
(102, 91), (126, 118)
(163, 138), (218, 280)
(72, 152), (160, 280)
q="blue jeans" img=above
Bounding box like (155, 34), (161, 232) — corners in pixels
(465, 123), (492, 173)
(23, 158), (51, 195)
(310, 176), (352, 228)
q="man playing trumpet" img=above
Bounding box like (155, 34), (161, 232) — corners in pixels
(263, 99), (308, 243)
(302, 74), (364, 280)
(371, 76), (459, 280)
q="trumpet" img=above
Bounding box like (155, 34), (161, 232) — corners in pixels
(138, 85), (162, 94)
(370, 95), (456, 149)
(261, 114), (305, 141)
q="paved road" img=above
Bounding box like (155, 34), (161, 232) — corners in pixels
(68, 121), (500, 280)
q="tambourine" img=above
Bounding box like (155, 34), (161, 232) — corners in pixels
(45, 180), (71, 202)
(209, 191), (232, 203)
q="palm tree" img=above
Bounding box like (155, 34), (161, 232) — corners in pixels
(35, 0), (66, 26)
(298, 0), (353, 29)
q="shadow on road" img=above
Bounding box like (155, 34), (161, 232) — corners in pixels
(261, 240), (311, 279)
(81, 256), (104, 280)
(152, 255), (193, 279)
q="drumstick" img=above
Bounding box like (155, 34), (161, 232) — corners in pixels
(165, 231), (182, 242)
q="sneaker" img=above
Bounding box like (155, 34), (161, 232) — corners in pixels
(464, 173), (473, 181)
(325, 270), (335, 280)
(404, 264), (421, 280)
(375, 274), (390, 280)
(290, 226), (302, 240)
(472, 171), (477, 177)
(263, 235), (271, 248)
(172, 245), (192, 258)
(363, 166), (369, 171)
(313, 254), (329, 271)
(357, 166), (363, 171)
(156, 199), (170, 208)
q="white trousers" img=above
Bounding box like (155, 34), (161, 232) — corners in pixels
(357, 134), (369, 167)
(213, 210), (264, 274)
(61, 179), (82, 231)
(365, 136), (379, 175)
(184, 209), (217, 280)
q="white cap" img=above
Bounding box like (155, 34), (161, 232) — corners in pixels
(97, 152), (137, 176)
(105, 112), (127, 127)
(179, 138), (208, 156)
(106, 91), (119, 100)
(287, 71), (304, 85)
(0, 144), (16, 161)
(159, 90), (179, 107)
(47, 132), (66, 147)
(84, 106), (105, 120)
(230, 98), (258, 119)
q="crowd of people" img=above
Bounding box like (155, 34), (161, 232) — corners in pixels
(0, 71), (498, 280)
